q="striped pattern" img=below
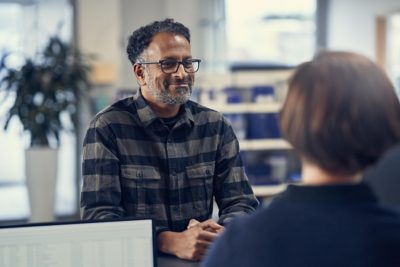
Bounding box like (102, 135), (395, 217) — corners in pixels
(80, 90), (259, 233)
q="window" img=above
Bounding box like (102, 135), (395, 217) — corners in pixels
(225, 0), (316, 66)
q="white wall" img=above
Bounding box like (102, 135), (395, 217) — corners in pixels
(327, 0), (400, 60)
(76, 0), (121, 102)
(119, 0), (165, 89)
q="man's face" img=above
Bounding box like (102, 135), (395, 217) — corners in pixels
(140, 32), (195, 105)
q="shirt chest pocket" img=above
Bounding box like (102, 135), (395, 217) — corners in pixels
(120, 165), (161, 214)
(186, 162), (215, 181)
(121, 165), (161, 181)
(185, 162), (215, 214)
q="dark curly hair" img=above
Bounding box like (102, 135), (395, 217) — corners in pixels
(126, 18), (191, 64)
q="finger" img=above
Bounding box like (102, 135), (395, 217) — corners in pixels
(198, 230), (219, 242)
(199, 220), (218, 227)
(216, 226), (225, 234)
(204, 226), (225, 234)
(193, 239), (215, 260)
(200, 221), (224, 232)
(187, 219), (200, 229)
(195, 239), (213, 249)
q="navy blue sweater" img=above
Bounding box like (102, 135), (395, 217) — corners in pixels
(203, 183), (400, 267)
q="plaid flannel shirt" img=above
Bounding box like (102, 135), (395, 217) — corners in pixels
(80, 90), (259, 234)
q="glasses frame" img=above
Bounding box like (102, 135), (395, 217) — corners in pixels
(139, 59), (201, 74)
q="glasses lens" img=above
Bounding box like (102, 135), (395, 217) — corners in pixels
(183, 60), (199, 73)
(160, 60), (178, 73)
(160, 60), (200, 73)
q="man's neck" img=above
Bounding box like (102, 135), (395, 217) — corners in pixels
(148, 101), (181, 118)
(301, 161), (362, 186)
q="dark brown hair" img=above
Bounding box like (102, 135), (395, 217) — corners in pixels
(280, 51), (400, 175)
(126, 18), (190, 64)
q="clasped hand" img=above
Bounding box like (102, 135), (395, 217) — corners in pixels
(178, 218), (224, 261)
(157, 218), (224, 261)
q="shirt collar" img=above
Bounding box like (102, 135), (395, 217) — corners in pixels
(134, 88), (194, 128)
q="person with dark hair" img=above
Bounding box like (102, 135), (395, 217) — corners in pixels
(203, 51), (400, 267)
(80, 18), (258, 261)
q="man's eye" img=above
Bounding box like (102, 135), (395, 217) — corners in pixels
(162, 61), (177, 68)
(183, 61), (193, 68)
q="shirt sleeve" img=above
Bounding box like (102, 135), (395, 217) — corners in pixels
(214, 118), (259, 225)
(80, 115), (125, 220)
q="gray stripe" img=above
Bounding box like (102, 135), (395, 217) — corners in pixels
(81, 174), (121, 192)
(83, 143), (119, 160)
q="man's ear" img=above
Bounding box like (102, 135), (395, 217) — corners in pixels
(133, 63), (146, 86)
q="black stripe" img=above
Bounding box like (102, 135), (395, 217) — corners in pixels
(82, 159), (119, 176)
(80, 191), (121, 207)
(220, 181), (254, 198)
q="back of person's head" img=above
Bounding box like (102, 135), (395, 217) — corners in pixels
(280, 51), (400, 175)
(126, 18), (190, 64)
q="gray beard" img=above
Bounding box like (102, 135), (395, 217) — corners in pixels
(154, 86), (192, 105)
(147, 79), (192, 105)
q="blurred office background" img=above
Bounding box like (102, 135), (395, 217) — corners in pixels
(0, 0), (399, 223)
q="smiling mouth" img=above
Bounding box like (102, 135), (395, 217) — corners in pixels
(170, 84), (189, 88)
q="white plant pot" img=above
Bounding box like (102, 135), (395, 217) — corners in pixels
(25, 147), (58, 222)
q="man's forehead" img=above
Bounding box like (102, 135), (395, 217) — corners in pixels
(145, 32), (191, 56)
(151, 31), (187, 41)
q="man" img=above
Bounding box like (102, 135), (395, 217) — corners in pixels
(80, 18), (258, 261)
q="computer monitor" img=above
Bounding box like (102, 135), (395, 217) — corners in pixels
(0, 218), (156, 267)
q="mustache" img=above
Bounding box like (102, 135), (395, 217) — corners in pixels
(166, 76), (193, 85)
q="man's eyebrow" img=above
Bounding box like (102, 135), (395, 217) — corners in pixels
(159, 57), (177, 61)
(161, 56), (193, 60)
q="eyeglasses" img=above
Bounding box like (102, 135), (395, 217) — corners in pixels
(139, 59), (201, 74)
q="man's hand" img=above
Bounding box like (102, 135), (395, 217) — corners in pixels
(187, 219), (224, 234)
(157, 219), (225, 261)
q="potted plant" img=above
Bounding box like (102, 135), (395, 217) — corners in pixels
(0, 35), (92, 222)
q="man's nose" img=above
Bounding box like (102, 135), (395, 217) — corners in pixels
(173, 63), (187, 78)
